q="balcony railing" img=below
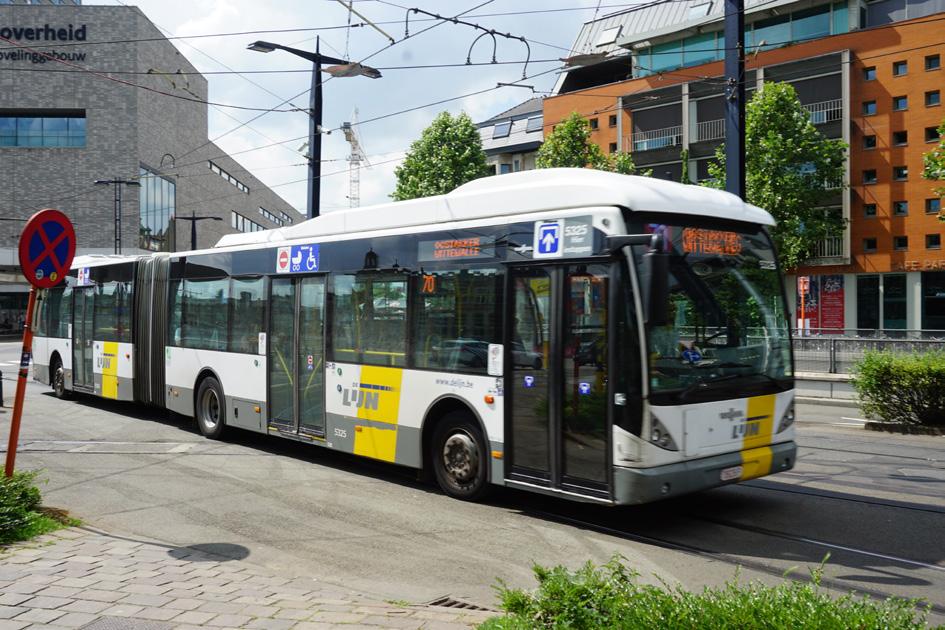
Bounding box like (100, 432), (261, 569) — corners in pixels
(695, 118), (725, 142)
(814, 235), (844, 258)
(804, 99), (842, 124)
(630, 125), (682, 152)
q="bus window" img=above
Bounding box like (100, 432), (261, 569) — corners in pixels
(116, 281), (132, 342)
(228, 277), (265, 354)
(180, 277), (229, 351)
(45, 287), (73, 339)
(93, 282), (118, 340)
(413, 268), (503, 373)
(330, 273), (407, 367)
(169, 279), (183, 346)
(33, 289), (48, 336)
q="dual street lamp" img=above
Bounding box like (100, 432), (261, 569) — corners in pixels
(94, 177), (140, 255)
(248, 38), (381, 220)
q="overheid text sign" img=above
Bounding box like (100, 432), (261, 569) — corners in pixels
(0, 24), (87, 42)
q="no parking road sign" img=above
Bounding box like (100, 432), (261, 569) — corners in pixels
(18, 208), (76, 289)
(6, 209), (75, 478)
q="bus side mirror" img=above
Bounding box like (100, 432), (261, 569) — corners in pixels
(644, 237), (670, 327)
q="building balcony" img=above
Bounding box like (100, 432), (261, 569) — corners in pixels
(804, 99), (842, 124)
(806, 233), (847, 266)
(630, 125), (682, 152)
(695, 118), (725, 143)
(815, 235), (844, 258)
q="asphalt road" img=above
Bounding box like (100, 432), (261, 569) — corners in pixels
(2, 341), (944, 621)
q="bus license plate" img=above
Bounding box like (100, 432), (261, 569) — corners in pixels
(720, 465), (743, 481)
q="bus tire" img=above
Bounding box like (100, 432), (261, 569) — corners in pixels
(51, 356), (70, 400)
(195, 376), (227, 440)
(430, 411), (490, 501)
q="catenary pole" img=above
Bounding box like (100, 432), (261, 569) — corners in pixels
(724, 0), (746, 199)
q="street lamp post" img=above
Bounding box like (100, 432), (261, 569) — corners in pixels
(94, 177), (141, 255)
(176, 211), (223, 251)
(247, 38), (381, 220)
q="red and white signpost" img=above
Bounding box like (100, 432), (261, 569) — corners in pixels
(797, 275), (810, 336)
(4, 209), (76, 477)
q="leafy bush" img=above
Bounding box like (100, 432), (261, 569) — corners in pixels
(0, 470), (64, 545)
(852, 350), (945, 426)
(480, 557), (940, 630)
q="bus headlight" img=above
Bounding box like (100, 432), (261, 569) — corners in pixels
(776, 404), (795, 433)
(649, 415), (679, 451)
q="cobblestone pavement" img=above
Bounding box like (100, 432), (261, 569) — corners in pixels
(0, 528), (496, 630)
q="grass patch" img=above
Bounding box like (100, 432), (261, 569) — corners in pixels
(480, 557), (941, 629)
(1, 470), (79, 546)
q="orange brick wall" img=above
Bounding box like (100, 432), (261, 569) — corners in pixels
(544, 15), (945, 276)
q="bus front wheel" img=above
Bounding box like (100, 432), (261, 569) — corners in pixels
(195, 376), (227, 440)
(431, 412), (489, 501)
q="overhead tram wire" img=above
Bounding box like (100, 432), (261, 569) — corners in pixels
(0, 2), (654, 54)
(109, 0), (310, 166)
(170, 0), (496, 179)
(0, 36), (302, 113)
(0, 58), (562, 76)
(16, 152), (408, 223)
(16, 2), (503, 217)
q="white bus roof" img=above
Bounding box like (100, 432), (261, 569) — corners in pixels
(70, 253), (145, 269)
(216, 168), (773, 249)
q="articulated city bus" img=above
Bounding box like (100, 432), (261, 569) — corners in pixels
(30, 168), (796, 504)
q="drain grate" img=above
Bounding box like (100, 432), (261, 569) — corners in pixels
(426, 595), (496, 612)
(80, 619), (176, 630)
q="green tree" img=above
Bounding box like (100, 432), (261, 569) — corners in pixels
(609, 151), (651, 176)
(537, 111), (650, 175)
(536, 112), (608, 170)
(706, 82), (847, 270)
(392, 111), (489, 201)
(921, 118), (945, 222)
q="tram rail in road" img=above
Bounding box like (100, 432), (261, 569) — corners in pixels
(4, 378), (944, 618)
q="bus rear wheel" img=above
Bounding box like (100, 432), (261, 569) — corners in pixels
(195, 376), (226, 440)
(51, 357), (69, 400)
(431, 412), (489, 501)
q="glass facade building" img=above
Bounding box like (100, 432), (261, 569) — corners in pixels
(635, 2), (848, 76)
(138, 166), (176, 252)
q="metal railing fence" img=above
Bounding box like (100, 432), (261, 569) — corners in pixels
(803, 98), (843, 124)
(792, 329), (945, 374)
(630, 125), (683, 152)
(695, 118), (725, 142)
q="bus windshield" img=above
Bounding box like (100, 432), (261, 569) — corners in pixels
(631, 219), (793, 405)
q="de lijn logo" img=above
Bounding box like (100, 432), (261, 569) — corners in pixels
(0, 24), (87, 42)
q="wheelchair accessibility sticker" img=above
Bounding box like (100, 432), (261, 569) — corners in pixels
(277, 244), (320, 273)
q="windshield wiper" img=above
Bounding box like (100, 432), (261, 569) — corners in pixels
(677, 372), (784, 401)
(693, 361), (754, 369)
(678, 373), (742, 401)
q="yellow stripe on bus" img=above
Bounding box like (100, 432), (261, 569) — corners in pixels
(739, 394), (776, 481)
(101, 341), (119, 399)
(353, 425), (397, 463)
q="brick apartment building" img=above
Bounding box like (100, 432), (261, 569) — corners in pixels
(546, 0), (945, 333)
(0, 0), (303, 329)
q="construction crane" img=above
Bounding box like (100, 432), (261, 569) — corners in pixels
(341, 109), (367, 208)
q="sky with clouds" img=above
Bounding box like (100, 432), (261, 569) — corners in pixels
(96, 0), (634, 215)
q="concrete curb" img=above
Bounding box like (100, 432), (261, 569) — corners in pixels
(795, 396), (861, 408)
(865, 421), (945, 435)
